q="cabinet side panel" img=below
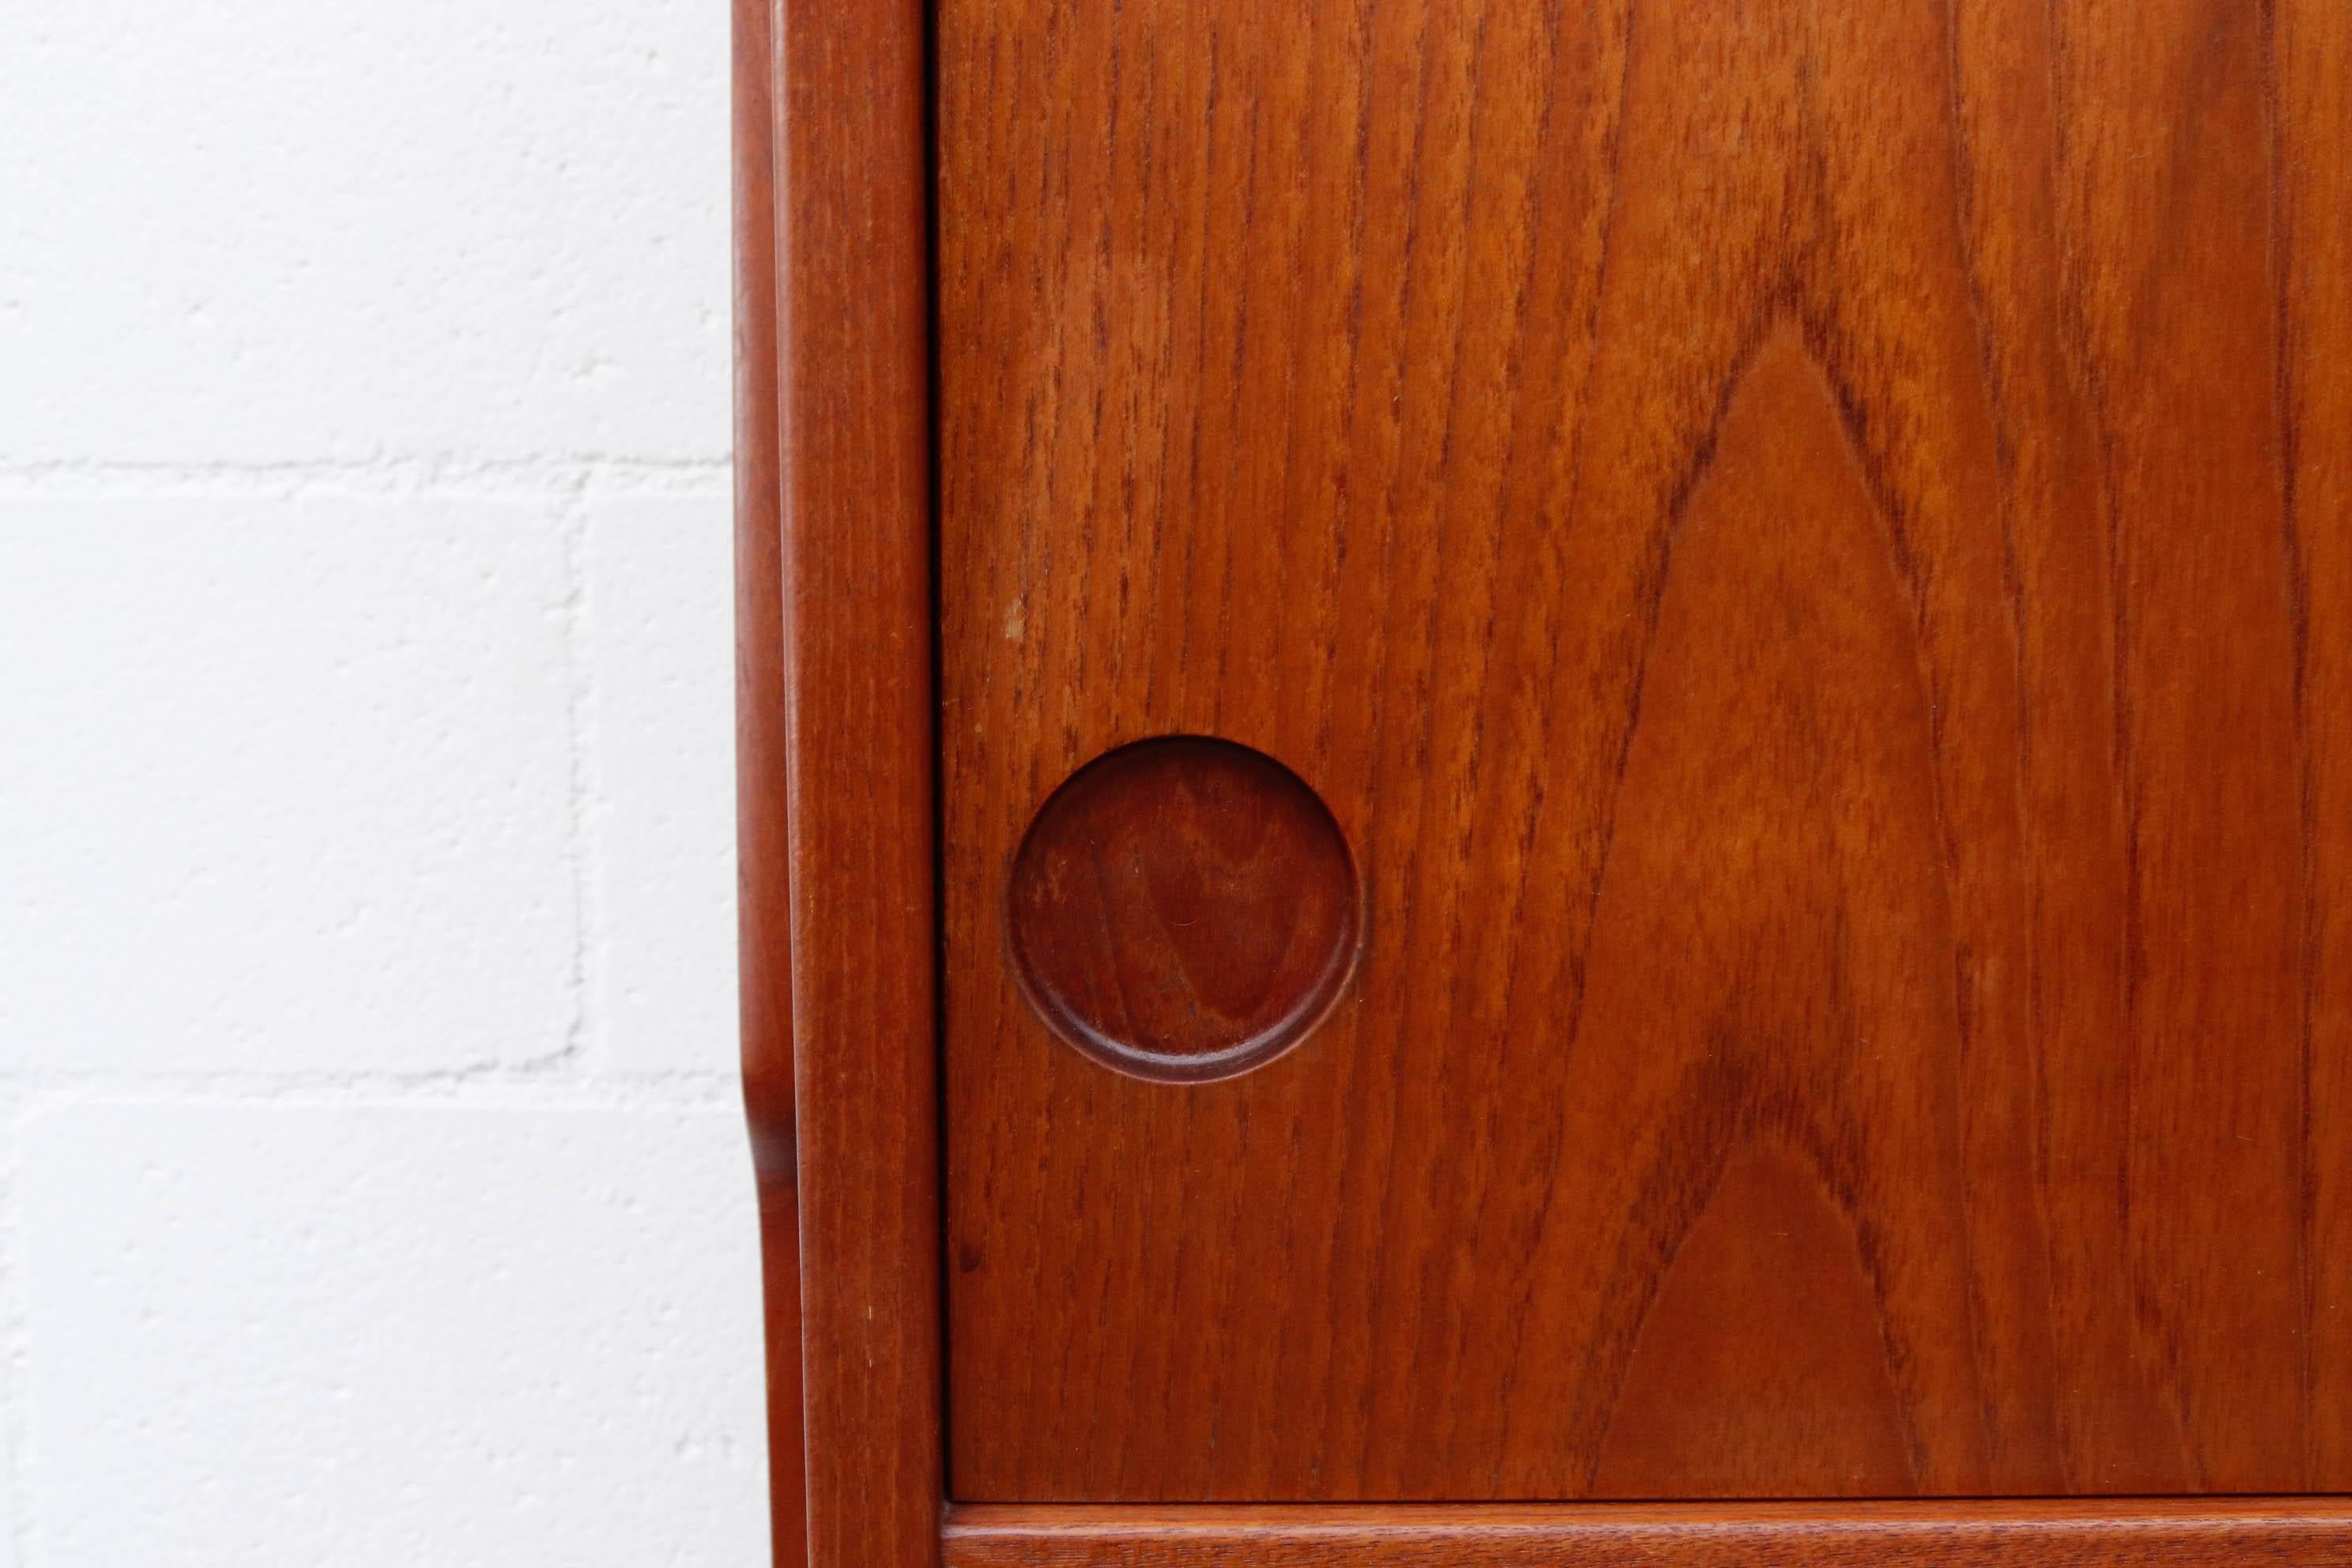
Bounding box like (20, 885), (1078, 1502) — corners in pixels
(733, 0), (808, 1560)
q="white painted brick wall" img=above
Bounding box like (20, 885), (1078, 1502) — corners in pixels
(0, 0), (765, 1562)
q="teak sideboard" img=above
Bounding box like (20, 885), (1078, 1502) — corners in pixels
(734, 1), (2352, 1562)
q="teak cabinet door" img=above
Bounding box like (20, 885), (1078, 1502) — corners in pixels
(933, 0), (2352, 1509)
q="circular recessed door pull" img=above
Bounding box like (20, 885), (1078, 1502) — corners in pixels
(1005, 736), (1363, 1083)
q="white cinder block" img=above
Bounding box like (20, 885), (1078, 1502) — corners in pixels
(0, 1419), (17, 1568)
(18, 1102), (767, 1567)
(0, 500), (577, 1072)
(0, 0), (726, 465)
(0, 1102), (21, 1568)
(584, 497), (737, 1074)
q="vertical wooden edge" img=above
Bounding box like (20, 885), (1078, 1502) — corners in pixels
(734, 0), (811, 1565)
(941, 1501), (2352, 1566)
(769, 0), (944, 1566)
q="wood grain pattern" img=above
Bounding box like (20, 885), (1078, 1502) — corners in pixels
(730, 0), (805, 1560)
(937, 0), (2352, 1501)
(764, 0), (941, 1562)
(943, 1502), (2352, 1566)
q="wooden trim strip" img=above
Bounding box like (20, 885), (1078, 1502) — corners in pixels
(730, 0), (808, 1562)
(943, 1502), (2352, 1566)
(760, 0), (942, 1566)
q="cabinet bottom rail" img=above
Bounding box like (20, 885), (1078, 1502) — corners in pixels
(942, 1498), (2352, 1566)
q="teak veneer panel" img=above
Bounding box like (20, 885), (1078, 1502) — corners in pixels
(938, 0), (2352, 1503)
